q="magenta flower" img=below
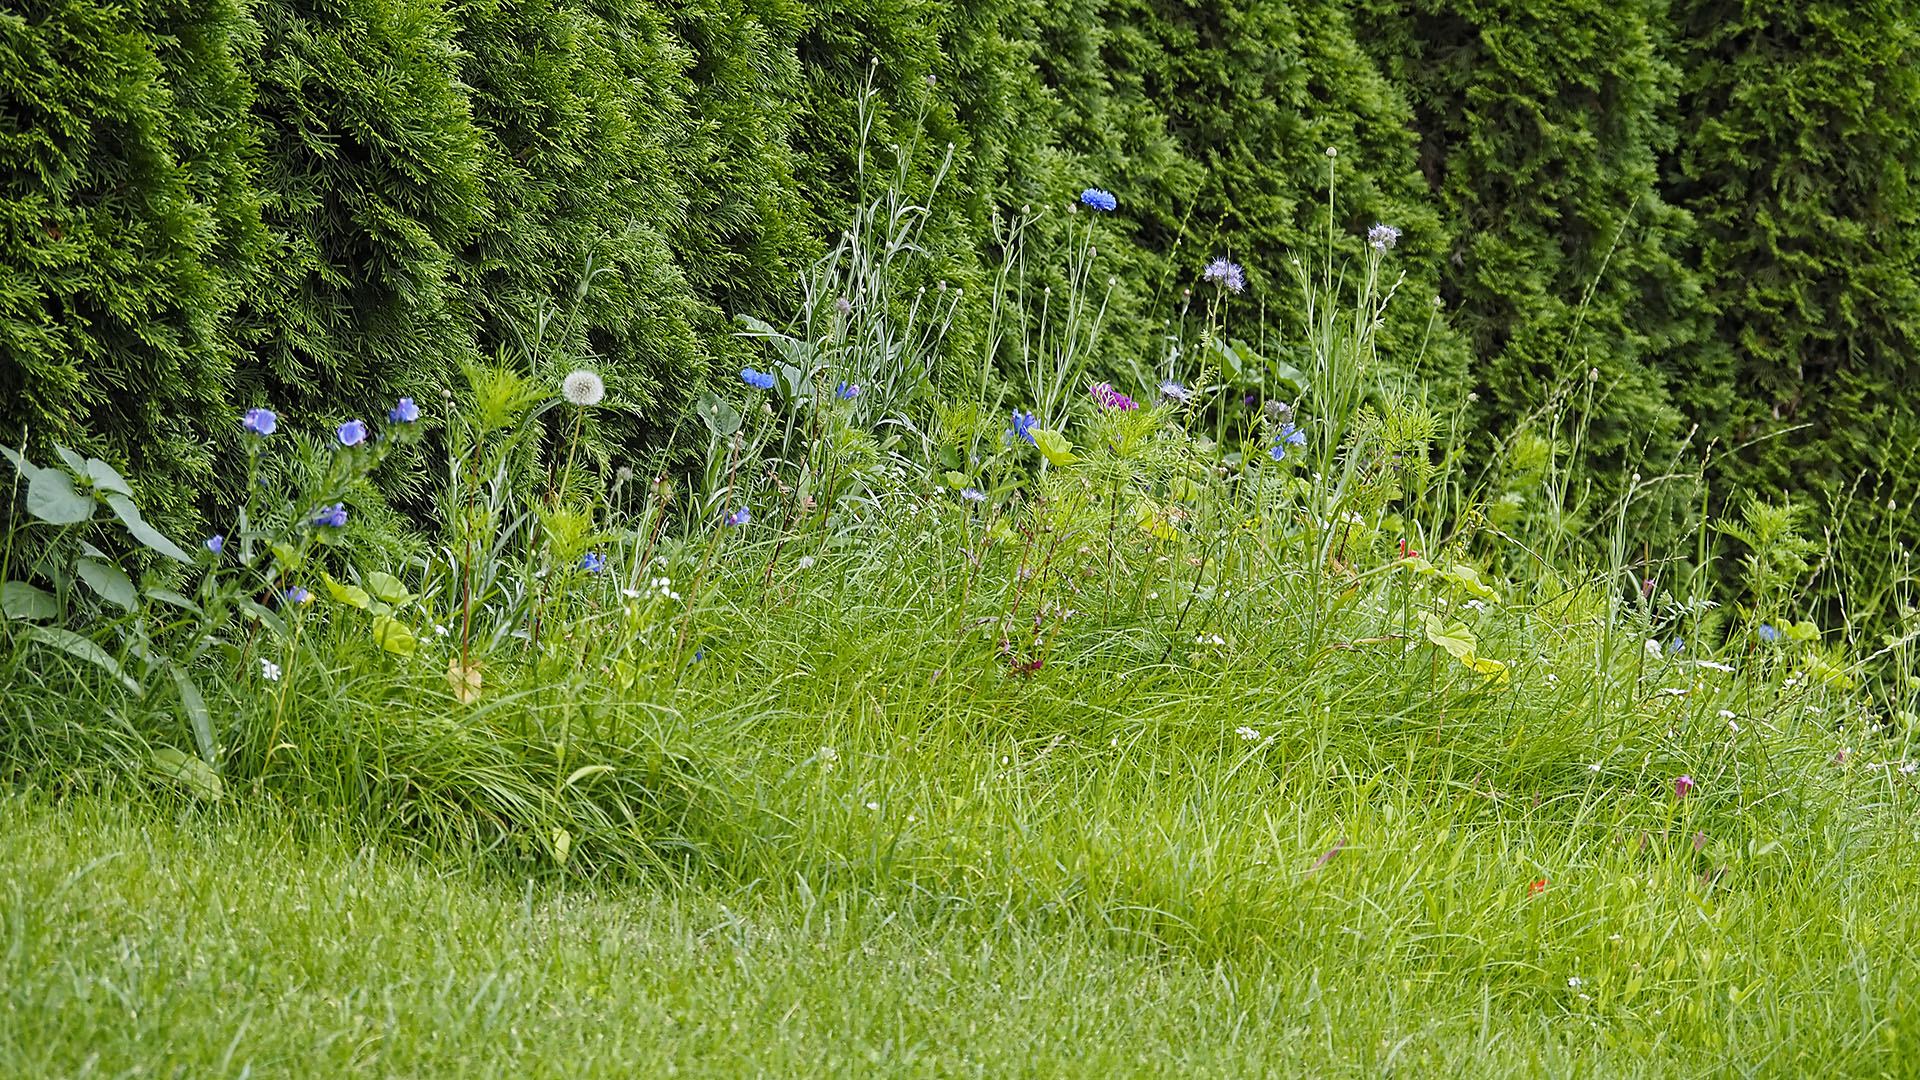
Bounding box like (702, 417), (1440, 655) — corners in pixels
(1674, 775), (1695, 800)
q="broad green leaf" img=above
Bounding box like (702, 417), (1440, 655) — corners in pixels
(27, 465), (91, 524)
(363, 570), (414, 605)
(1421, 613), (1479, 662)
(2, 581), (58, 621)
(1466, 654), (1511, 684)
(371, 613), (416, 656)
(551, 827), (572, 866)
(1031, 428), (1077, 466)
(52, 444), (88, 475)
(237, 599), (288, 638)
(150, 747), (223, 801)
(76, 559), (138, 611)
(943, 471), (968, 489)
(22, 624), (140, 692)
(85, 457), (134, 496)
(270, 541), (302, 571)
(322, 573), (371, 610)
(169, 665), (217, 765)
(1399, 556), (1437, 575)
(695, 391), (741, 437)
(104, 493), (192, 563)
(144, 588), (201, 614)
(1446, 564), (1498, 601)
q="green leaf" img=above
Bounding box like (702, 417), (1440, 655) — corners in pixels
(371, 613), (417, 656)
(144, 588), (201, 614)
(561, 764), (614, 789)
(1421, 613), (1479, 662)
(76, 559), (138, 611)
(1031, 428), (1078, 466)
(322, 573), (371, 610)
(169, 665), (217, 765)
(2, 581), (59, 621)
(943, 470), (968, 489)
(1446, 564), (1499, 601)
(150, 747), (223, 801)
(104, 493), (192, 563)
(22, 624), (140, 692)
(363, 570), (414, 605)
(551, 827), (572, 866)
(52, 444), (89, 476)
(85, 458), (134, 497)
(26, 465), (91, 524)
(695, 391), (741, 438)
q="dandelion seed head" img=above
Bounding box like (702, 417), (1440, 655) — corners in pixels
(562, 370), (605, 406)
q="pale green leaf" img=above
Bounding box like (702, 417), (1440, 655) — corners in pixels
(27, 466), (91, 524)
(76, 559), (138, 611)
(1031, 428), (1077, 466)
(150, 747), (223, 801)
(22, 624), (140, 692)
(169, 665), (217, 765)
(104, 493), (192, 563)
(371, 613), (416, 656)
(2, 581), (59, 621)
(362, 570), (414, 605)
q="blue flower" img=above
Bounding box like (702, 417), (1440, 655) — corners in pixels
(388, 397), (419, 424)
(1367, 223), (1401, 252)
(836, 382), (861, 400)
(1269, 422), (1307, 461)
(1079, 188), (1117, 212)
(581, 551), (608, 574)
(283, 585), (312, 605)
(1203, 258), (1246, 294)
(1669, 637), (1685, 656)
(205, 534), (224, 555)
(337, 419), (368, 447)
(725, 507), (751, 527)
(741, 368), (776, 390)
(313, 503), (348, 528)
(242, 408), (277, 437)
(1159, 381), (1191, 403)
(1010, 409), (1038, 446)
(1758, 624), (1779, 643)
(960, 488), (987, 503)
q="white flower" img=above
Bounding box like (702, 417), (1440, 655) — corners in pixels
(259, 658), (281, 681)
(1463, 598), (1487, 612)
(1588, 762), (1603, 773)
(1235, 726), (1261, 741)
(1695, 660), (1735, 673)
(796, 556), (815, 570)
(865, 801), (880, 811)
(1727, 719), (1742, 733)
(1902, 761), (1918, 776)
(434, 624), (449, 637)
(1568, 977), (1586, 988)
(561, 369), (606, 406)
(1194, 633), (1225, 646)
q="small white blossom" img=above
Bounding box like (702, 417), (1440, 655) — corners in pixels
(259, 658), (281, 681)
(1235, 726), (1261, 741)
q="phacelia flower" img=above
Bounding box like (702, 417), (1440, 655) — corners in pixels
(1079, 188), (1117, 212)
(1269, 422), (1307, 461)
(242, 408), (278, 437)
(724, 507), (751, 527)
(562, 369), (606, 406)
(313, 503), (348, 529)
(1089, 382), (1139, 411)
(1159, 381), (1191, 403)
(1203, 258), (1246, 294)
(1010, 409), (1038, 445)
(580, 551), (608, 574)
(336, 419), (368, 447)
(1367, 223), (1401, 252)
(836, 382), (861, 400)
(833, 296), (853, 316)
(1758, 624), (1779, 643)
(388, 397), (420, 424)
(205, 535), (224, 555)
(960, 488), (987, 503)
(1674, 775), (1695, 799)
(283, 586), (312, 605)
(741, 368), (776, 390)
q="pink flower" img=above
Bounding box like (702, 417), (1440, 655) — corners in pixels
(1674, 775), (1695, 799)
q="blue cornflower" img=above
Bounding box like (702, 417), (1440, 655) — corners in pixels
(1203, 258), (1246, 294)
(1079, 188), (1117, 212)
(1758, 624), (1779, 643)
(336, 419), (368, 447)
(960, 488), (987, 503)
(725, 507), (751, 527)
(205, 535), (224, 555)
(242, 408), (277, 437)
(581, 551), (608, 574)
(1010, 409), (1038, 445)
(313, 503), (348, 528)
(836, 382), (861, 400)
(1669, 637), (1686, 656)
(1269, 422), (1307, 461)
(283, 585), (312, 605)
(741, 368), (776, 390)
(388, 397), (419, 423)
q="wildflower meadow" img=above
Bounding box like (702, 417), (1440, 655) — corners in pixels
(4, 11), (1920, 1078)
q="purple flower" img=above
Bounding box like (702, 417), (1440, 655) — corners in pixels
(1159, 381), (1191, 403)
(836, 382), (861, 400)
(313, 503), (348, 529)
(1674, 775), (1695, 800)
(336, 419), (368, 447)
(1367, 223), (1401, 252)
(741, 368), (776, 390)
(1078, 188), (1117, 212)
(1089, 382), (1139, 411)
(1203, 258), (1246, 294)
(960, 488), (987, 503)
(242, 408), (277, 437)
(724, 507), (750, 527)
(1269, 422), (1307, 461)
(283, 585), (312, 605)
(580, 551), (608, 574)
(1010, 409), (1038, 445)
(834, 296), (853, 316)
(388, 397), (419, 423)
(205, 535), (224, 555)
